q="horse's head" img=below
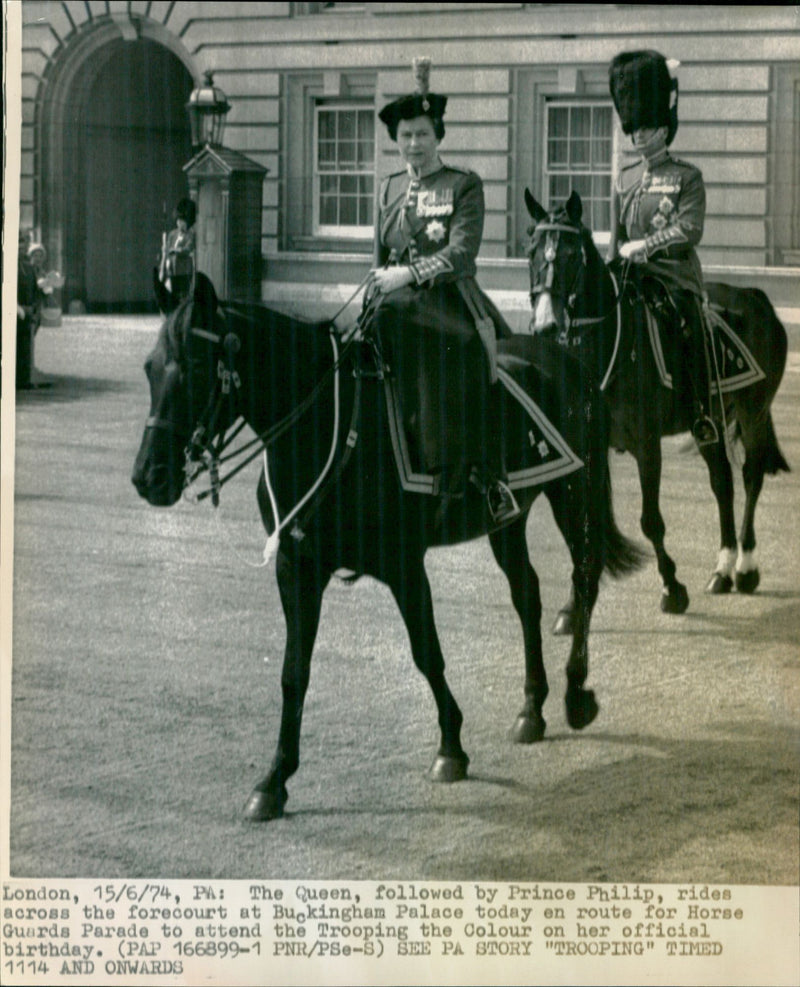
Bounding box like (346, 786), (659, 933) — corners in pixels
(524, 189), (596, 336)
(132, 273), (241, 506)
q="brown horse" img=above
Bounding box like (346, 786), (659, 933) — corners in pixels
(133, 274), (643, 820)
(526, 189), (789, 628)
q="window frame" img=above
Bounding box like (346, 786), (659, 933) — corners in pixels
(311, 100), (376, 240)
(542, 98), (618, 246)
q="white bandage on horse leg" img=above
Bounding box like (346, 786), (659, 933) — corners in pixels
(715, 547), (736, 578)
(736, 546), (758, 574)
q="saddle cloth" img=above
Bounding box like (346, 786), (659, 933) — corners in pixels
(610, 291), (765, 395)
(381, 345), (584, 497)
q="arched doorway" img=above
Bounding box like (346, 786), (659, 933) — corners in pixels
(82, 39), (193, 311)
(47, 34), (193, 312)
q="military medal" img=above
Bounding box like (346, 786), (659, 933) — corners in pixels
(425, 219), (446, 243)
(416, 189), (453, 217)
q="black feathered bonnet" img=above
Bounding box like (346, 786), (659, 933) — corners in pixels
(379, 57), (447, 142)
(609, 50), (679, 145)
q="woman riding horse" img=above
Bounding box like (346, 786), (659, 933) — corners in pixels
(369, 58), (520, 524)
(608, 50), (718, 446)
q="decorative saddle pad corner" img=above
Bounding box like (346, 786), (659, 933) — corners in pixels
(705, 305), (766, 395)
(644, 302), (765, 394)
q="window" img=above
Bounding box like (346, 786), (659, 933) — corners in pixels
(313, 103), (375, 237)
(544, 102), (614, 234)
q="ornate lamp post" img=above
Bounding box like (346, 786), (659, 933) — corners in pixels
(186, 71), (231, 149)
(183, 70), (267, 301)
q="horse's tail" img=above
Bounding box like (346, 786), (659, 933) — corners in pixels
(758, 413), (790, 475)
(599, 469), (648, 579)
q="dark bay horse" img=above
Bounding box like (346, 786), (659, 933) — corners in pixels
(132, 274), (643, 820)
(525, 190), (789, 627)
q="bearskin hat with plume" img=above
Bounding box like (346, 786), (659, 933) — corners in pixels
(609, 50), (679, 145)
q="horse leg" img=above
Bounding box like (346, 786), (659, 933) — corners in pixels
(734, 448), (766, 594)
(243, 547), (330, 821)
(547, 485), (601, 731)
(488, 519), (548, 743)
(698, 438), (738, 594)
(635, 443), (689, 614)
(386, 559), (469, 782)
(552, 584), (576, 637)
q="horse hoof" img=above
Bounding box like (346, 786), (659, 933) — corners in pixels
(510, 713), (546, 744)
(552, 611), (574, 636)
(660, 584), (689, 614)
(428, 754), (469, 783)
(243, 789), (286, 822)
(735, 568), (760, 594)
(565, 688), (599, 731)
(706, 572), (734, 594)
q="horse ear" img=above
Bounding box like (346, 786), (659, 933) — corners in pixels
(524, 188), (548, 223)
(194, 272), (219, 312)
(566, 190), (583, 224)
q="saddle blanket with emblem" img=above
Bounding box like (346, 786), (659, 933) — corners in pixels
(635, 300), (765, 395)
(383, 341), (584, 497)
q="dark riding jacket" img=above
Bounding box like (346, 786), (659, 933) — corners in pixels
(371, 161), (506, 476)
(375, 162), (482, 285)
(610, 148), (706, 298)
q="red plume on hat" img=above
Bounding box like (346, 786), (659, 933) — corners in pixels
(379, 57), (448, 141)
(609, 50), (679, 145)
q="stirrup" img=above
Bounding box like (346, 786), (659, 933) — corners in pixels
(487, 478), (521, 524)
(692, 415), (719, 447)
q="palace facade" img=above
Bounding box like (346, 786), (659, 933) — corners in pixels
(16, 2), (800, 316)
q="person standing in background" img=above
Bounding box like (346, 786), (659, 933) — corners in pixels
(159, 197), (197, 302)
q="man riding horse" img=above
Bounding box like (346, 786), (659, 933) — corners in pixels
(608, 50), (719, 446)
(368, 58), (520, 524)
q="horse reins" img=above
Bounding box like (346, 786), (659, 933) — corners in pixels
(179, 271), (375, 510)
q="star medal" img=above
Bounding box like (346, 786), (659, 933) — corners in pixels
(425, 219), (446, 243)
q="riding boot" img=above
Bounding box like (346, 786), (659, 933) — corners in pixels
(433, 464), (468, 530)
(476, 382), (520, 524)
(682, 296), (718, 446)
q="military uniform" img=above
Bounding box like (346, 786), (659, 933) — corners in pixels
(373, 163), (509, 484)
(371, 55), (520, 521)
(162, 225), (196, 300)
(608, 48), (719, 442)
(375, 163), (482, 283)
(612, 147), (705, 298)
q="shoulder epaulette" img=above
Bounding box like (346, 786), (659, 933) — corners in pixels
(439, 161), (474, 176)
(668, 156), (699, 172)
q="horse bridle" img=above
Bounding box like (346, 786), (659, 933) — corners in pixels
(161, 314), (365, 510)
(145, 316), (247, 505)
(529, 222), (586, 302)
(528, 219), (618, 342)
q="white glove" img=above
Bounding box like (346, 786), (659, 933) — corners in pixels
(619, 240), (648, 263)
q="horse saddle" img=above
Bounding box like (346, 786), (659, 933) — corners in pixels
(622, 280), (765, 395)
(379, 340), (584, 497)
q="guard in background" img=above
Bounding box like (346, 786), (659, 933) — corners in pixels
(370, 58), (520, 524)
(159, 197), (197, 303)
(608, 49), (718, 445)
(15, 232), (41, 389)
